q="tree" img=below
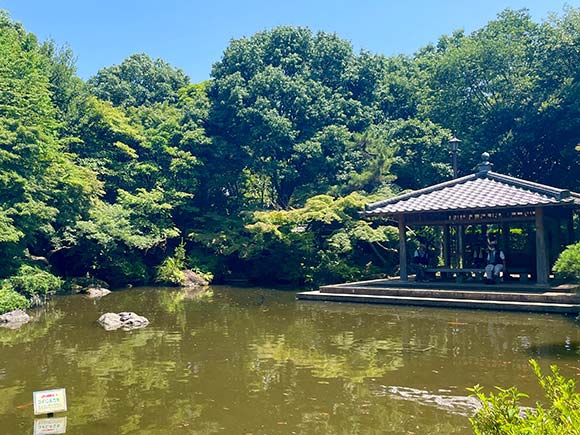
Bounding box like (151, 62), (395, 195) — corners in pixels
(421, 9), (580, 188)
(0, 11), (99, 279)
(87, 53), (190, 107)
(207, 27), (373, 208)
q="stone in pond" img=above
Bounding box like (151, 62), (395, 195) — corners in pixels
(97, 312), (149, 331)
(86, 286), (111, 298)
(0, 309), (31, 329)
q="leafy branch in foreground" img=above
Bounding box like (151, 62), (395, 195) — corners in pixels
(469, 360), (580, 435)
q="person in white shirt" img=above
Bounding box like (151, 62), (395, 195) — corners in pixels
(485, 240), (506, 282)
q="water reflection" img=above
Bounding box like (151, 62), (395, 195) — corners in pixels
(0, 286), (578, 434)
(34, 416), (67, 435)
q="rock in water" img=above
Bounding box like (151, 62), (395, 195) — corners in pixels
(0, 309), (31, 329)
(97, 312), (149, 331)
(181, 270), (209, 287)
(87, 286), (111, 298)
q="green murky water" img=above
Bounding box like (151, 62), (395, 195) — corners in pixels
(1, 286), (579, 434)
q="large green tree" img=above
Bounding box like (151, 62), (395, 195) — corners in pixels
(87, 53), (190, 107)
(0, 11), (99, 278)
(421, 9), (580, 188)
(207, 27), (376, 208)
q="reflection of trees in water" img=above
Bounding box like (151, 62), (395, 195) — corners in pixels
(245, 311), (471, 434)
(155, 287), (214, 329)
(50, 328), (204, 432)
(251, 333), (403, 382)
(296, 301), (580, 395)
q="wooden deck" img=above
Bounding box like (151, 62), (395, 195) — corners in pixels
(296, 278), (580, 314)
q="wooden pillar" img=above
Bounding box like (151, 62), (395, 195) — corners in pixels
(501, 222), (510, 260)
(443, 225), (451, 267)
(458, 225), (464, 268)
(535, 207), (549, 285)
(398, 216), (408, 281)
(552, 217), (562, 265)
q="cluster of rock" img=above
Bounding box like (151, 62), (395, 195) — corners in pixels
(97, 312), (149, 331)
(181, 270), (210, 287)
(86, 286), (111, 298)
(0, 309), (31, 329)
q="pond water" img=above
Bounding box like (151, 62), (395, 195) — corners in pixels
(1, 286), (579, 435)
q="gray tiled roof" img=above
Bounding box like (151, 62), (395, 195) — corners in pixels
(365, 171), (580, 216)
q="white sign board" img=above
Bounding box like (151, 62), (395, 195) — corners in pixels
(33, 389), (67, 416)
(33, 417), (67, 435)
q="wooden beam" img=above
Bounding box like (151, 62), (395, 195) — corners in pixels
(398, 216), (408, 281)
(535, 207), (549, 285)
(403, 215), (536, 226)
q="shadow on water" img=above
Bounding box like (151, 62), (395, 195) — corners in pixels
(527, 339), (580, 359)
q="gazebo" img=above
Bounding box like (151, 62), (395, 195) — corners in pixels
(364, 153), (580, 285)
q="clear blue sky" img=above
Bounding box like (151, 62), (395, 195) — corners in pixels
(0, 0), (573, 83)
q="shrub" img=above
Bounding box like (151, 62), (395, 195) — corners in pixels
(554, 242), (580, 282)
(469, 360), (580, 435)
(7, 265), (62, 299)
(0, 283), (31, 314)
(156, 242), (186, 285)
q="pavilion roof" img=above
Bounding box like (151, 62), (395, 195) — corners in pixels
(365, 170), (580, 217)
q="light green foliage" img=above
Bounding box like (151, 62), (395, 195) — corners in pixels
(0, 10), (100, 279)
(243, 193), (398, 285)
(69, 96), (143, 195)
(0, 283), (30, 314)
(39, 39), (87, 121)
(156, 242), (186, 285)
(66, 191), (179, 284)
(74, 193), (178, 251)
(554, 242), (580, 282)
(469, 360), (580, 435)
(6, 265), (62, 299)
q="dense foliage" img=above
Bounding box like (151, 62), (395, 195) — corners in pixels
(2, 7), (580, 311)
(469, 360), (580, 435)
(554, 242), (580, 282)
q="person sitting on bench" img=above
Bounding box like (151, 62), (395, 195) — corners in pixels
(485, 239), (506, 283)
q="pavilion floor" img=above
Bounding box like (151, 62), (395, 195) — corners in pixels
(296, 277), (580, 314)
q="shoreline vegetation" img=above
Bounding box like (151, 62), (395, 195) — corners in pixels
(2, 7), (580, 314)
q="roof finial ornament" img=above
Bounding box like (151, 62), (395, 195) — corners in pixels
(478, 152), (493, 173)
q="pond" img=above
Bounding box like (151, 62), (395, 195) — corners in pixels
(1, 286), (579, 434)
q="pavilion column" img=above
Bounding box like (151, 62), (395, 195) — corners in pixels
(398, 215), (408, 281)
(535, 207), (549, 285)
(443, 225), (451, 267)
(552, 217), (562, 265)
(458, 225), (464, 268)
(501, 222), (510, 262)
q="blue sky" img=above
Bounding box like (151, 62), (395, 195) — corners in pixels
(0, 0), (573, 82)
